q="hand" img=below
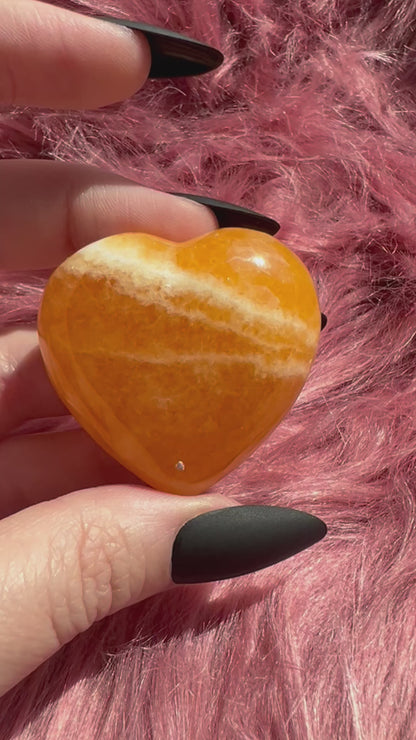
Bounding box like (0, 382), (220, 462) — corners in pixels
(0, 0), (326, 698)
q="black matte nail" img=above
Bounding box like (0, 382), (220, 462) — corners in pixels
(171, 193), (280, 235)
(94, 16), (224, 78)
(321, 313), (327, 330)
(171, 506), (327, 583)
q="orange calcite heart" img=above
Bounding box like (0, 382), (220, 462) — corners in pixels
(37, 228), (320, 495)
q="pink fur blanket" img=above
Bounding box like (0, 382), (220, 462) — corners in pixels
(1, 1), (415, 737)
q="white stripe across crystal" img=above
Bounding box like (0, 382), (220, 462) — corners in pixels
(65, 240), (316, 352)
(75, 347), (308, 377)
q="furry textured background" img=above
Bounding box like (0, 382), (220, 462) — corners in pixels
(1, 0), (416, 737)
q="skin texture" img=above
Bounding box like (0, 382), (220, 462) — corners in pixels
(0, 0), (415, 736)
(0, 0), (235, 698)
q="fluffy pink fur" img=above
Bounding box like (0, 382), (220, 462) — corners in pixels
(1, 0), (416, 736)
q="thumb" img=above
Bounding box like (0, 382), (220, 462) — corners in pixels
(0, 485), (326, 696)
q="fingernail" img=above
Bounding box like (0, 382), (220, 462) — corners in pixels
(170, 193), (280, 235)
(321, 313), (327, 330)
(93, 16), (224, 78)
(171, 506), (327, 583)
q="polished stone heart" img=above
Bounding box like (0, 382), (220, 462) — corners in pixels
(37, 228), (320, 495)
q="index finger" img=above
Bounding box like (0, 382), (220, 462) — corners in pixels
(0, 0), (151, 109)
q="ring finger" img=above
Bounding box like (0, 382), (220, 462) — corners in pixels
(0, 427), (139, 518)
(0, 327), (67, 438)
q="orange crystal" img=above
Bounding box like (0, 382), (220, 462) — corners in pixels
(37, 228), (321, 495)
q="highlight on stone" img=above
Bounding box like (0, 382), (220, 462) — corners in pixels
(37, 228), (321, 495)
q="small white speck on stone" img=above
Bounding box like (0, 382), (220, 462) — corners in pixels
(175, 460), (185, 472)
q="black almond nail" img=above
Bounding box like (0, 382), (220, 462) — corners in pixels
(171, 193), (280, 235)
(94, 16), (224, 78)
(171, 506), (327, 584)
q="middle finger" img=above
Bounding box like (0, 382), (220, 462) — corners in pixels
(0, 160), (218, 270)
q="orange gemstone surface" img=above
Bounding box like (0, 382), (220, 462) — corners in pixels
(37, 228), (320, 495)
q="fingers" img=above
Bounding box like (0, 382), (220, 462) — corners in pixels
(0, 482), (326, 697)
(0, 0), (151, 109)
(0, 485), (232, 696)
(0, 328), (68, 439)
(0, 428), (139, 517)
(0, 160), (218, 270)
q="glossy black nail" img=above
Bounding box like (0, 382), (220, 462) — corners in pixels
(171, 193), (280, 235)
(321, 313), (327, 330)
(171, 506), (327, 583)
(94, 16), (224, 78)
